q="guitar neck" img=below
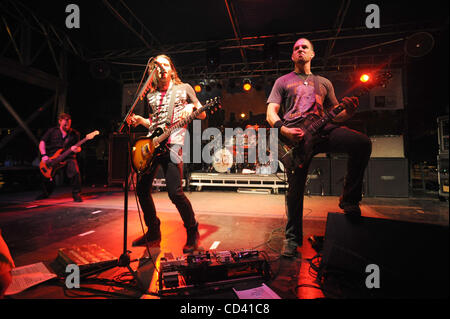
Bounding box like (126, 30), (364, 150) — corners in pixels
(155, 104), (209, 144)
(56, 136), (89, 161)
(310, 87), (369, 133)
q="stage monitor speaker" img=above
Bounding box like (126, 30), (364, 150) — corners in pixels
(320, 212), (449, 298)
(330, 157), (369, 196)
(306, 157), (331, 196)
(368, 158), (408, 197)
(108, 133), (129, 185)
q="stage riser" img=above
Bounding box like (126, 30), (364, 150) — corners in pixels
(108, 131), (410, 197)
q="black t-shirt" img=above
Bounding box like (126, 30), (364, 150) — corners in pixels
(267, 72), (339, 125)
(40, 127), (80, 158)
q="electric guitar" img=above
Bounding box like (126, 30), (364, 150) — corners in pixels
(131, 97), (221, 174)
(39, 130), (100, 179)
(279, 72), (392, 171)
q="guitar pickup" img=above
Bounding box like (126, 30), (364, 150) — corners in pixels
(141, 143), (149, 156)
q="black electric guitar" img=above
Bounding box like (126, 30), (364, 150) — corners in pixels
(40, 130), (100, 179)
(278, 72), (392, 171)
(131, 97), (221, 174)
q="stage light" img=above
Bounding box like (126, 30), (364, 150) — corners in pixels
(194, 84), (202, 93)
(360, 73), (370, 83)
(240, 113), (246, 119)
(242, 79), (252, 91)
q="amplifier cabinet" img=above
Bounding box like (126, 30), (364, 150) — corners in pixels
(367, 158), (409, 197)
(330, 157), (369, 197)
(306, 158), (331, 196)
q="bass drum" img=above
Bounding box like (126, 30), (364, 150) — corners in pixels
(213, 148), (233, 173)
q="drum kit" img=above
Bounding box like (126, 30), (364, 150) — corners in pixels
(205, 125), (283, 175)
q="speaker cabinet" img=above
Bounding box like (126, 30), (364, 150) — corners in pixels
(320, 213), (449, 298)
(306, 157), (331, 195)
(330, 157), (369, 196)
(368, 158), (408, 197)
(108, 133), (129, 185)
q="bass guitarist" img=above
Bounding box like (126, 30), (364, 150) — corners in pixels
(266, 38), (372, 258)
(127, 54), (206, 253)
(37, 113), (83, 202)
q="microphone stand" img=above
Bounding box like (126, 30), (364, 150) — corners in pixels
(83, 64), (159, 295)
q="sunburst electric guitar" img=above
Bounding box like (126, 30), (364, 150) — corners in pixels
(131, 97), (221, 174)
(279, 72), (392, 171)
(39, 130), (100, 180)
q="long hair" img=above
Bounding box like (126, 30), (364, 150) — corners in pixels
(148, 54), (182, 92)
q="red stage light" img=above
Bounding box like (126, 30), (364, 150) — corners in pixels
(360, 74), (370, 83)
(194, 84), (202, 93)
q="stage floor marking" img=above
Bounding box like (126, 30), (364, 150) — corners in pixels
(209, 241), (221, 250)
(78, 230), (95, 237)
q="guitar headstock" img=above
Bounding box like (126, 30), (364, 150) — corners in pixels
(205, 97), (222, 114)
(86, 130), (100, 140)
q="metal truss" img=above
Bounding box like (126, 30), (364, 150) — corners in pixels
(0, 0), (90, 64)
(101, 0), (161, 49)
(119, 52), (405, 84)
(92, 22), (440, 83)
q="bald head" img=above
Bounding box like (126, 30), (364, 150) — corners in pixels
(291, 38), (315, 66)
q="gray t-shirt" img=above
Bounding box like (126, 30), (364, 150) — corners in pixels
(146, 82), (199, 145)
(267, 72), (339, 126)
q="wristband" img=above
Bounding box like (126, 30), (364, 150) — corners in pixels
(273, 120), (283, 129)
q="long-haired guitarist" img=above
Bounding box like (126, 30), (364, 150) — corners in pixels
(127, 54), (206, 253)
(266, 38), (372, 258)
(36, 113), (83, 202)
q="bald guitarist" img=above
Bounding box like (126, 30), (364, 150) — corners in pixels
(37, 113), (83, 202)
(266, 38), (372, 258)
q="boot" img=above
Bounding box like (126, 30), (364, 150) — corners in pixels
(132, 219), (161, 247)
(183, 223), (199, 253)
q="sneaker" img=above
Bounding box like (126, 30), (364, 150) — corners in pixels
(339, 201), (361, 217)
(183, 223), (199, 253)
(281, 241), (298, 258)
(132, 230), (161, 247)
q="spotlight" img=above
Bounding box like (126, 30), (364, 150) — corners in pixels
(240, 113), (246, 119)
(359, 73), (371, 83)
(194, 84), (202, 93)
(242, 79), (252, 91)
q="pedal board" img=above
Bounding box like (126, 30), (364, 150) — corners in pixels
(56, 244), (117, 273)
(158, 249), (269, 295)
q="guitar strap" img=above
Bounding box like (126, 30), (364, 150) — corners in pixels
(166, 83), (177, 127)
(312, 74), (321, 108)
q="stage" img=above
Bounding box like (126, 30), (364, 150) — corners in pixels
(0, 179), (448, 301)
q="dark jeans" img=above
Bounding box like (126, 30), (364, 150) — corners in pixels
(41, 158), (82, 197)
(284, 124), (372, 246)
(136, 150), (196, 230)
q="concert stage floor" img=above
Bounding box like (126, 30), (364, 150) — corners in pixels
(0, 184), (448, 301)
